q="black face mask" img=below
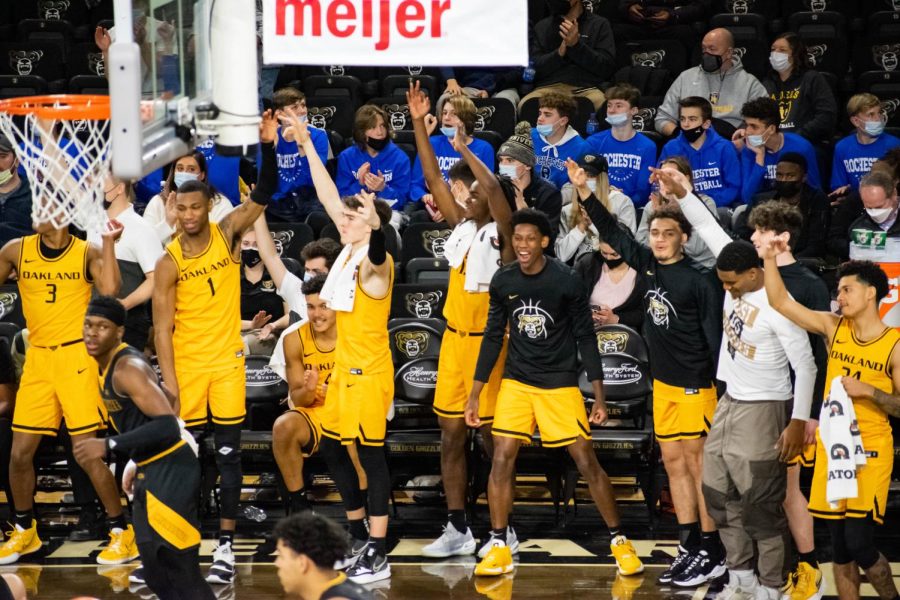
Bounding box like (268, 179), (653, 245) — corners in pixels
(241, 249), (262, 268)
(367, 137), (389, 152)
(774, 180), (802, 198)
(605, 256), (626, 269)
(682, 125), (705, 144)
(550, 0), (572, 15)
(701, 52), (723, 73)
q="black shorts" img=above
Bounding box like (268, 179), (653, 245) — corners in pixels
(132, 443), (202, 553)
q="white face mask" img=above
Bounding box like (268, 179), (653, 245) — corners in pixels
(587, 179), (597, 193)
(498, 163), (519, 180)
(866, 206), (896, 224)
(769, 51), (791, 72)
(0, 165), (13, 186)
(303, 271), (317, 282)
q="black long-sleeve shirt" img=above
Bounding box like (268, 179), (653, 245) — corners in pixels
(582, 194), (723, 389)
(531, 12), (616, 87)
(474, 257), (603, 389)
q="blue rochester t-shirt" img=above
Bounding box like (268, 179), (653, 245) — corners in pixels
(584, 129), (657, 207)
(409, 135), (495, 200)
(831, 133), (900, 190)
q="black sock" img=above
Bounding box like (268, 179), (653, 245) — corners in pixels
(700, 530), (722, 556)
(218, 530), (234, 547)
(107, 514), (127, 532)
(798, 550), (818, 568)
(608, 527), (621, 538)
(679, 522), (701, 551)
(369, 536), (386, 555)
(348, 518), (368, 541)
(288, 490), (311, 514)
(14, 510), (33, 530)
(448, 510), (467, 533)
(490, 527), (507, 540)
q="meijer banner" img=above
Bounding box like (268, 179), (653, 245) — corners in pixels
(263, 0), (529, 66)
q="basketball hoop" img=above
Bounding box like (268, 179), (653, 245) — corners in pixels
(0, 94), (112, 235)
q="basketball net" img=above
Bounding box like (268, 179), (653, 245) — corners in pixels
(0, 95), (111, 236)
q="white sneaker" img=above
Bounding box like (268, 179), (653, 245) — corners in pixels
(422, 523), (476, 558)
(476, 527), (519, 559)
(206, 542), (236, 584)
(715, 571), (758, 600)
(755, 585), (780, 600)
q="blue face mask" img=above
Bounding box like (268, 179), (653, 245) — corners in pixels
(440, 126), (457, 138)
(303, 271), (316, 282)
(747, 134), (766, 148)
(536, 123), (555, 137)
(864, 120), (885, 137)
(173, 172), (199, 188)
(605, 113), (629, 127)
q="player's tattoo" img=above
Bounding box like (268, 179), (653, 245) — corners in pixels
(870, 389), (900, 418)
(864, 554), (899, 599)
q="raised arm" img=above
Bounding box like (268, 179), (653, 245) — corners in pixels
(88, 221), (124, 296)
(286, 109), (345, 224)
(253, 214), (287, 290)
(653, 167), (731, 256)
(406, 81), (462, 226)
(762, 238), (837, 339)
(152, 253), (180, 410)
(357, 191), (393, 296)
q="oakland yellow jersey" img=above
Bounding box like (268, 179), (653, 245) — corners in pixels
(165, 223), (242, 372)
(443, 256), (491, 333)
(17, 234), (92, 347)
(826, 317), (899, 437)
(335, 255), (393, 375)
(295, 322), (335, 408)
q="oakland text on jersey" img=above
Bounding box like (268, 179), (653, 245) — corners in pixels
(179, 257), (233, 282)
(830, 350), (886, 372)
(19, 270), (82, 280)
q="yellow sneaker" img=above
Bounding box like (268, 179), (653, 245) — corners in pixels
(473, 543), (514, 577)
(0, 521), (41, 565)
(0, 565), (41, 595)
(474, 573), (514, 600)
(610, 535), (644, 576)
(96, 525), (140, 565)
(612, 572), (645, 600)
(98, 564), (138, 592)
(789, 561), (825, 600)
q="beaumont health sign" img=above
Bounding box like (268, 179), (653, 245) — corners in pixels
(263, 0), (528, 66)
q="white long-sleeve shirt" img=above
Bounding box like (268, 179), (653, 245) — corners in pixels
(556, 187), (636, 263)
(678, 191), (815, 419)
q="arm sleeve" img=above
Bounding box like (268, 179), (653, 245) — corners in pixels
(473, 281), (509, 383)
(571, 280), (604, 382)
(717, 143), (743, 206)
(775, 315), (816, 421)
(250, 141), (277, 204)
(556, 225), (588, 263)
(439, 67), (456, 82)
(740, 150), (767, 203)
(108, 414), (181, 455)
(614, 193), (638, 233)
(565, 19), (616, 80)
(582, 193), (653, 271)
(368, 226), (387, 266)
(532, 21), (568, 78)
(679, 192), (732, 256)
(748, 75), (769, 102)
(613, 275), (647, 331)
(795, 74), (837, 144)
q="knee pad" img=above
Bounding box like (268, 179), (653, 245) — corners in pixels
(319, 438), (364, 512)
(213, 424), (242, 519)
(826, 520), (854, 565)
(843, 518), (879, 570)
(357, 445), (390, 517)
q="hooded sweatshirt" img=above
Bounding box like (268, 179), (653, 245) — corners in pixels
(763, 68), (836, 145)
(531, 11), (616, 87)
(584, 129), (657, 207)
(532, 126), (589, 190)
(659, 127), (741, 207)
(336, 141), (412, 210)
(655, 57), (768, 133)
(409, 135), (496, 201)
(740, 132), (821, 202)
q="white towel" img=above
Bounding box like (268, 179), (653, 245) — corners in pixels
(268, 319), (305, 382)
(819, 376), (867, 508)
(443, 221), (501, 292)
(319, 243), (368, 312)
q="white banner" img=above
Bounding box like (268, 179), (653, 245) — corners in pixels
(263, 0), (529, 67)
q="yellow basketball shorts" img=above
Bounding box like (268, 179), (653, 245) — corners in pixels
(787, 442), (817, 468)
(433, 329), (506, 423)
(291, 405), (325, 457)
(12, 342), (106, 436)
(808, 428), (893, 524)
(491, 379), (590, 447)
(177, 362), (246, 428)
(320, 368), (394, 447)
(653, 380), (717, 443)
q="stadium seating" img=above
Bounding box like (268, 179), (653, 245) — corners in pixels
(400, 222), (452, 262)
(390, 282), (448, 319)
(266, 222), (315, 261)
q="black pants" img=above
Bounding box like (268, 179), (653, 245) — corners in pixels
(140, 544), (215, 600)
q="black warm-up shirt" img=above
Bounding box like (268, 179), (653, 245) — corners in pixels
(474, 257), (603, 389)
(582, 194), (723, 389)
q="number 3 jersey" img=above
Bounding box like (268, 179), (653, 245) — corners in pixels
(17, 234), (92, 347)
(165, 223), (243, 371)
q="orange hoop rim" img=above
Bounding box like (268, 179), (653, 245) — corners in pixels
(0, 94), (110, 120)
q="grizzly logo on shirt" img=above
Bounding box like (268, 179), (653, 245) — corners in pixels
(513, 300), (554, 339)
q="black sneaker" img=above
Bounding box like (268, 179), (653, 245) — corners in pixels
(335, 537), (369, 570)
(128, 566), (145, 584)
(672, 549), (727, 587)
(347, 545), (391, 584)
(657, 545), (693, 584)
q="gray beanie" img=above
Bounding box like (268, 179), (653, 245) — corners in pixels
(498, 121), (535, 167)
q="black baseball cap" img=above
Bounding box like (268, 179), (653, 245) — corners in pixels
(578, 154), (608, 177)
(0, 133), (12, 153)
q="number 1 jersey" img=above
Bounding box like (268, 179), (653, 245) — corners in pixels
(165, 223), (243, 372)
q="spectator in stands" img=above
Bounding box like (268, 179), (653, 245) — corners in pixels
(196, 139), (241, 206)
(828, 159), (898, 261)
(762, 33), (836, 146)
(532, 92), (589, 190)
(659, 97), (741, 208)
(584, 84), (657, 207)
(336, 105), (411, 229)
(575, 233), (646, 332)
(143, 151), (234, 244)
(615, 0), (707, 52)
(266, 88), (331, 225)
(437, 67), (521, 111)
(845, 171), (900, 262)
(409, 95), (496, 216)
(0, 134), (32, 248)
(733, 153), (828, 259)
(520, 0), (616, 111)
(637, 156), (719, 269)
(557, 154), (636, 264)
(92, 176), (164, 351)
(499, 123), (563, 233)
(736, 97), (821, 203)
(655, 28), (767, 136)
(831, 93), (900, 195)
(240, 226), (288, 356)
